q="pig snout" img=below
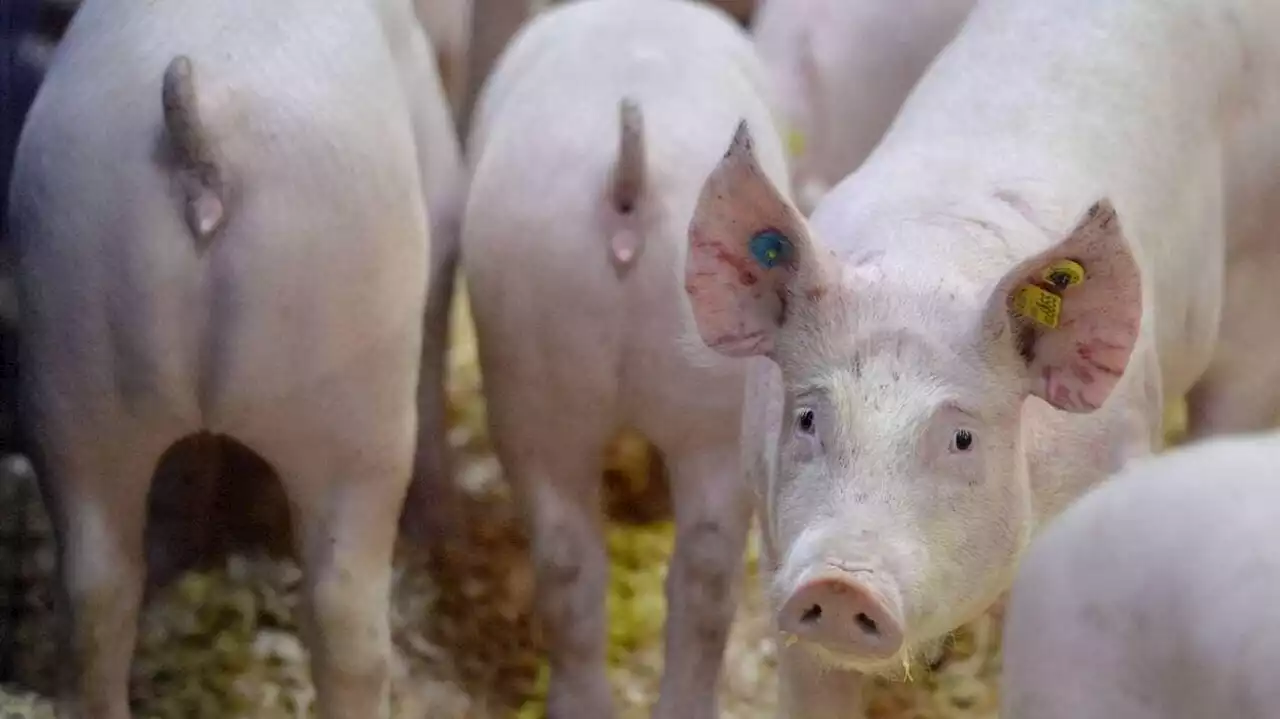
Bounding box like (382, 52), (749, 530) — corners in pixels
(778, 568), (905, 660)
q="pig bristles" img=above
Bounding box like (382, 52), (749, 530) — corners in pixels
(162, 54), (228, 246)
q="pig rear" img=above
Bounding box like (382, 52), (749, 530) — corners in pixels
(461, 0), (789, 716)
(1003, 430), (1280, 719)
(8, 0), (436, 715)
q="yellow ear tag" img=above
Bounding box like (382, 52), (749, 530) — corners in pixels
(786, 128), (807, 158)
(1041, 259), (1085, 289)
(1013, 284), (1063, 328)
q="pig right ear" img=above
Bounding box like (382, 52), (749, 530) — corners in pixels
(685, 121), (819, 358)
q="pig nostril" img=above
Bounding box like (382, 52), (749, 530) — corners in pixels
(800, 604), (823, 624)
(855, 612), (880, 636)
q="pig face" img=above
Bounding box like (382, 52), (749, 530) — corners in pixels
(684, 122), (1142, 672)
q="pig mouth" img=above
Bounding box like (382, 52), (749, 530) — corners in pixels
(781, 631), (927, 678)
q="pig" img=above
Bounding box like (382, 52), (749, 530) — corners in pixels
(461, 0), (789, 716)
(682, 0), (1280, 715)
(1002, 429), (1280, 719)
(7, 0), (458, 715)
(750, 0), (976, 214)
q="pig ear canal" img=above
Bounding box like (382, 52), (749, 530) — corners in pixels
(684, 120), (820, 359)
(981, 198), (1144, 414)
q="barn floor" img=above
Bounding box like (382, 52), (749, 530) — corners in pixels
(0, 284), (1186, 718)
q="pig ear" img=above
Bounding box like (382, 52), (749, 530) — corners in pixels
(981, 199), (1143, 413)
(685, 120), (820, 357)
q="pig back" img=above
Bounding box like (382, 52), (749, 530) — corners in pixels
(10, 0), (431, 422)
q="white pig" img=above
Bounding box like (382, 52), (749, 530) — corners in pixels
(683, 0), (1280, 716)
(750, 0), (976, 214)
(7, 0), (458, 715)
(1002, 429), (1280, 719)
(462, 0), (788, 716)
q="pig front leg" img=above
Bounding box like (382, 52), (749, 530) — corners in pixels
(777, 644), (867, 719)
(653, 444), (752, 719)
(36, 422), (177, 719)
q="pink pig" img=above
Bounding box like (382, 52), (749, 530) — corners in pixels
(8, 0), (459, 715)
(683, 0), (1280, 716)
(1003, 428), (1280, 719)
(461, 0), (789, 716)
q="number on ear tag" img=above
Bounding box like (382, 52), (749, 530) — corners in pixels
(1013, 285), (1063, 328)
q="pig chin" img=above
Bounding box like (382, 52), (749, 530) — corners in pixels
(770, 525), (928, 674)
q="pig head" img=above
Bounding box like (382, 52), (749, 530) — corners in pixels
(685, 122), (1145, 672)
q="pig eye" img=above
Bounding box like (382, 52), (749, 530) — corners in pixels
(952, 429), (975, 452)
(797, 408), (817, 435)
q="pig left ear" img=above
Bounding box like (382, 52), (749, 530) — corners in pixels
(685, 120), (822, 358)
(981, 199), (1143, 413)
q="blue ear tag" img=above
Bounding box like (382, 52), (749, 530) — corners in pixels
(749, 229), (791, 269)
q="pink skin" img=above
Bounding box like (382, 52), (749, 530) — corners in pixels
(684, 123), (1148, 714)
(777, 568), (906, 659)
(1003, 431), (1280, 719)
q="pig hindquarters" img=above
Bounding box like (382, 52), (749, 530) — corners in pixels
(462, 0), (789, 716)
(8, 0), (444, 716)
(1003, 429), (1280, 719)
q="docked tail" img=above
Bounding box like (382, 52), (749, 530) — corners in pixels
(162, 55), (227, 246)
(608, 97), (646, 271)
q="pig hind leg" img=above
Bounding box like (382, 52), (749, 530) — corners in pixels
(263, 446), (406, 718)
(32, 421), (177, 719)
(651, 443), (752, 719)
(246, 359), (418, 719)
(486, 386), (617, 718)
